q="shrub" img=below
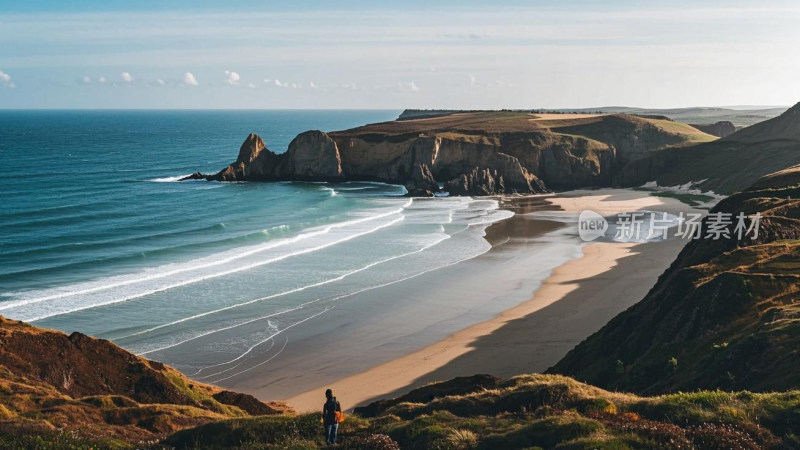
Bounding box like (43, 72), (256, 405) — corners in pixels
(348, 433), (401, 450)
(445, 428), (478, 449)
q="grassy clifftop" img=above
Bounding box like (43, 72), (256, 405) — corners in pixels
(334, 111), (713, 148)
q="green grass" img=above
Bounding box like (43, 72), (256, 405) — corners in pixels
(160, 374), (800, 449)
(639, 118), (718, 143)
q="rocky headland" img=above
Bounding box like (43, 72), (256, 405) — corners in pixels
(184, 111), (716, 196)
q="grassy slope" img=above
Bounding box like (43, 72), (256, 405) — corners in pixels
(540, 114), (716, 170)
(550, 167), (800, 396)
(638, 118), (718, 144)
(616, 102), (800, 194)
(0, 316), (291, 447)
(165, 374), (800, 449)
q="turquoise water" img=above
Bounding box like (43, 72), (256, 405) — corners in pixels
(0, 110), (514, 382)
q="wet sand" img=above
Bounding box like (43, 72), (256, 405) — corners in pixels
(286, 189), (699, 412)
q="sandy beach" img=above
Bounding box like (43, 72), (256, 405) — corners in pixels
(287, 189), (699, 412)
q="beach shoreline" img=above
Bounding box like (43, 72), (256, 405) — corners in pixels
(286, 189), (699, 412)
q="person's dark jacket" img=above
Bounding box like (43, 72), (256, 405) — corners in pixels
(323, 397), (342, 425)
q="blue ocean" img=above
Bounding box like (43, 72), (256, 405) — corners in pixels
(0, 110), (521, 389)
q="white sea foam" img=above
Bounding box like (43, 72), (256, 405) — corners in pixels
(1, 201), (412, 315)
(149, 174), (193, 182)
(130, 232), (451, 354)
(11, 215), (405, 322)
(13, 194), (517, 379)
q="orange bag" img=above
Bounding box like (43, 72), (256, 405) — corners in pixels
(335, 410), (346, 423)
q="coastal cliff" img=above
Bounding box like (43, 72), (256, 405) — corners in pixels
(550, 165), (800, 393)
(189, 111), (715, 196)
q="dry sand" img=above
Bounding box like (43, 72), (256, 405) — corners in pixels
(287, 189), (698, 412)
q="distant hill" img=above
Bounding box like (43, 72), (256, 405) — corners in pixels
(0, 316), (290, 447)
(617, 102), (800, 194)
(550, 165), (800, 394)
(398, 106), (787, 127)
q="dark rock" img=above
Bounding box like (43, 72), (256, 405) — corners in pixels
(445, 167), (504, 196)
(236, 133), (267, 165)
(179, 172), (206, 181)
(284, 130), (343, 180)
(405, 163), (439, 196)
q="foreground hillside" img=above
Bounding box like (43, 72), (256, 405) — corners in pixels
(551, 166), (800, 394)
(167, 374), (800, 449)
(0, 316), (290, 448)
(617, 102), (800, 194)
(189, 111), (714, 196)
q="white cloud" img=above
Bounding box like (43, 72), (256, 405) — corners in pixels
(264, 78), (304, 88)
(83, 76), (92, 84)
(98, 76), (107, 83)
(0, 69), (14, 88)
(468, 74), (476, 86)
(183, 72), (199, 86)
(121, 71), (133, 82)
(157, 78), (165, 85)
(330, 82), (358, 90)
(398, 81), (420, 92)
(247, 82), (256, 88)
(224, 70), (240, 85)
(309, 81), (317, 89)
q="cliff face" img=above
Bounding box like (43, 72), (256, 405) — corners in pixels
(196, 111), (718, 196)
(550, 166), (800, 394)
(0, 316), (290, 444)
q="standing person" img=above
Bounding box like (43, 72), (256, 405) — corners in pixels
(322, 388), (342, 445)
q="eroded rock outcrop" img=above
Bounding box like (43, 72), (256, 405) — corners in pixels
(445, 168), (504, 196)
(284, 130), (343, 180)
(405, 163), (439, 196)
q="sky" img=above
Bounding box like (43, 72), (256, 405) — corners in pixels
(1, 0), (799, 109)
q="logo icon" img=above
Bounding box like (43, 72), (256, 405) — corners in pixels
(578, 210), (608, 241)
